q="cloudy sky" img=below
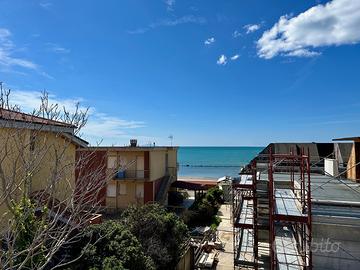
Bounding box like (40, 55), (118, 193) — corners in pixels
(0, 0), (360, 146)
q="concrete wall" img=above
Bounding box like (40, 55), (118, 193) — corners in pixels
(313, 215), (360, 270)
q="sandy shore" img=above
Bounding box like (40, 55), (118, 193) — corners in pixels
(177, 176), (218, 182)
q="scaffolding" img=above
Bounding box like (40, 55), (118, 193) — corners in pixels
(233, 161), (258, 268)
(232, 149), (312, 270)
(268, 150), (312, 270)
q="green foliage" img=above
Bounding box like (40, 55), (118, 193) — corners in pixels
(9, 197), (47, 267)
(168, 191), (187, 205)
(120, 204), (189, 270)
(210, 216), (222, 230)
(183, 186), (223, 228)
(82, 221), (155, 270)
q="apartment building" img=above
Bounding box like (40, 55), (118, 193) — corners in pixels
(0, 108), (88, 228)
(76, 141), (178, 210)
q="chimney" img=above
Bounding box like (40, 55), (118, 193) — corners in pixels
(130, 139), (137, 147)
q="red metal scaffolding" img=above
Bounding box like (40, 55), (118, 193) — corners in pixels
(232, 148), (312, 270)
(268, 149), (312, 270)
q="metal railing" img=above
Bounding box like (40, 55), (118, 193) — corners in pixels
(112, 169), (150, 180)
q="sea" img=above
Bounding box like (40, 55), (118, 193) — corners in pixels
(178, 146), (264, 180)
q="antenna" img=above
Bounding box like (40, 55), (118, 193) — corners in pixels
(168, 134), (174, 146)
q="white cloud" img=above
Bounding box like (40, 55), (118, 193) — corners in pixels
(164, 0), (175, 11)
(39, 2), (52, 9)
(232, 30), (241, 38)
(244, 24), (261, 34)
(128, 15), (206, 34)
(204, 37), (215, 45)
(257, 0), (360, 59)
(46, 43), (70, 54)
(0, 28), (38, 71)
(216, 55), (227, 65)
(8, 89), (146, 145)
(230, 54), (240, 61)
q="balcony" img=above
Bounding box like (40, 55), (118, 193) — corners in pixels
(112, 169), (149, 180)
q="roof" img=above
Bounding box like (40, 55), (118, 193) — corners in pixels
(333, 137), (360, 142)
(171, 179), (217, 190)
(0, 108), (88, 147)
(260, 172), (360, 203)
(0, 108), (76, 128)
(77, 146), (178, 151)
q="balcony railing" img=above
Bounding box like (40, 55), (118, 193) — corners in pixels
(112, 169), (149, 180)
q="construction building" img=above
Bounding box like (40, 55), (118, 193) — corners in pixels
(232, 143), (360, 270)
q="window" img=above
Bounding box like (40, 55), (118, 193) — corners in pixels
(107, 156), (117, 169)
(119, 183), (127, 195)
(106, 184), (116, 197)
(136, 183), (144, 198)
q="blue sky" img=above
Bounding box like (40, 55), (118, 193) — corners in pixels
(0, 0), (360, 146)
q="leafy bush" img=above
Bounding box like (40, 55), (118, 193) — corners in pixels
(183, 186), (223, 228)
(120, 204), (189, 270)
(81, 221), (155, 270)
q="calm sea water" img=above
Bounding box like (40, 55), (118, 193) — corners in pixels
(178, 146), (264, 179)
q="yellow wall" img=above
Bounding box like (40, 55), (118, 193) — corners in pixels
(0, 127), (77, 229)
(150, 150), (166, 181)
(0, 127), (31, 227)
(106, 180), (144, 209)
(167, 148), (178, 180)
(30, 131), (76, 201)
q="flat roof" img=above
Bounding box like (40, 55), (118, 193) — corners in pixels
(260, 172), (360, 203)
(77, 146), (178, 151)
(259, 172), (360, 219)
(333, 136), (360, 141)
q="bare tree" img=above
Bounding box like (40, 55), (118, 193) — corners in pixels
(0, 84), (114, 269)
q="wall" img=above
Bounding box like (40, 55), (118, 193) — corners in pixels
(150, 150), (166, 181)
(347, 144), (356, 180)
(313, 215), (360, 270)
(168, 148), (178, 180)
(75, 150), (107, 206)
(0, 127), (31, 229)
(176, 246), (193, 270)
(106, 180), (144, 209)
(31, 131), (76, 202)
(0, 127), (78, 229)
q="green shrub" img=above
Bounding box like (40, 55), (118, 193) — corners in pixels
(81, 221), (155, 270)
(120, 204), (189, 270)
(183, 186), (223, 228)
